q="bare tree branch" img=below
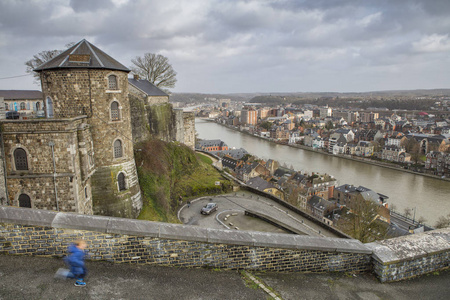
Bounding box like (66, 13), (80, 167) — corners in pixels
(130, 53), (177, 90)
(25, 42), (75, 85)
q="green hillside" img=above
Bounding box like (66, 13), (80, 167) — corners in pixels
(135, 139), (232, 222)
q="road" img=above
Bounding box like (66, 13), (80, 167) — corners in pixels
(178, 191), (340, 237)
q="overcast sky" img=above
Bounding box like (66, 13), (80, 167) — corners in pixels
(1, 0), (449, 93)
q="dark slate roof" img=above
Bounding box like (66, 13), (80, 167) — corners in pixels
(34, 39), (129, 72)
(273, 167), (293, 178)
(213, 148), (248, 160)
(308, 195), (333, 210)
(0, 90), (42, 100)
(246, 176), (275, 191)
(196, 139), (227, 148)
(335, 184), (358, 194)
(128, 78), (168, 97)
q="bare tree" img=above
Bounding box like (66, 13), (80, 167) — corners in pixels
(25, 42), (75, 84)
(338, 198), (389, 243)
(435, 214), (450, 229)
(404, 207), (412, 218)
(130, 53), (177, 90)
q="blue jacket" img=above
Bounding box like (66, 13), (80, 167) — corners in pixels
(65, 243), (86, 276)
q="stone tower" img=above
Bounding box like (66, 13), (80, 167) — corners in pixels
(33, 39), (142, 218)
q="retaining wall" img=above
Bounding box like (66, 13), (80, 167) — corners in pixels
(0, 207), (448, 282)
(367, 229), (450, 282)
(0, 207), (371, 273)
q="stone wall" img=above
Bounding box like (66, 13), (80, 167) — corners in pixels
(182, 112), (195, 149)
(128, 87), (195, 150)
(0, 207), (371, 273)
(129, 94), (151, 143)
(1, 117), (92, 214)
(173, 109), (184, 144)
(91, 160), (142, 218)
(366, 229), (450, 282)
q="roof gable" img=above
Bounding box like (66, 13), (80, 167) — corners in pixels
(34, 39), (129, 72)
(128, 78), (168, 97)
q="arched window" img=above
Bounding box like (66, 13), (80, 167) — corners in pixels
(46, 97), (54, 118)
(108, 75), (118, 90)
(14, 148), (28, 170)
(18, 194), (31, 208)
(20, 102), (26, 110)
(118, 173), (126, 191)
(114, 140), (123, 158)
(110, 101), (120, 121)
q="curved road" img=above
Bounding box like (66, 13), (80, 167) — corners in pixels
(179, 191), (339, 238)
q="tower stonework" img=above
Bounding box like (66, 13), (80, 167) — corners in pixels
(0, 40), (142, 218)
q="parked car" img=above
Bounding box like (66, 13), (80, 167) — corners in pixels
(6, 111), (19, 119)
(200, 203), (218, 215)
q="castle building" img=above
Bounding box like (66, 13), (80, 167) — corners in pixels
(0, 40), (142, 218)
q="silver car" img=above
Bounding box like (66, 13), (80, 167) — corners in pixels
(201, 203), (218, 215)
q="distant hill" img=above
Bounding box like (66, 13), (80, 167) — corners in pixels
(171, 89), (450, 104)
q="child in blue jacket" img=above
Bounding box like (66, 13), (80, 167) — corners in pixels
(62, 240), (88, 286)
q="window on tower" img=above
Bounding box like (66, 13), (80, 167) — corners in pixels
(108, 75), (118, 90)
(114, 139), (123, 158)
(111, 101), (120, 121)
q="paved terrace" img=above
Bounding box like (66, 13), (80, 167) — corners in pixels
(0, 255), (448, 300)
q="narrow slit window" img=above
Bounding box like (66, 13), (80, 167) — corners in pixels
(108, 75), (118, 90)
(111, 101), (120, 121)
(114, 140), (123, 158)
(118, 173), (126, 191)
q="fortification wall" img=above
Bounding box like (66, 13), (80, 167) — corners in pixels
(0, 117), (92, 214)
(173, 109), (184, 144)
(183, 112), (195, 149)
(91, 160), (141, 219)
(1, 207), (447, 282)
(367, 229), (449, 282)
(0, 207), (371, 273)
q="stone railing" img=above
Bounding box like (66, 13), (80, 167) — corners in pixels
(367, 229), (449, 282)
(0, 207), (371, 273)
(0, 206), (448, 282)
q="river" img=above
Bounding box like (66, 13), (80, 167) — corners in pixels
(195, 119), (450, 225)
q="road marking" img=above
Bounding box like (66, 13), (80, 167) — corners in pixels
(242, 270), (282, 300)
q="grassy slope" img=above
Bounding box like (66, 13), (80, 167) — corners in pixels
(135, 139), (231, 223)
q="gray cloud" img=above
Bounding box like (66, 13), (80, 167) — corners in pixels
(1, 0), (450, 93)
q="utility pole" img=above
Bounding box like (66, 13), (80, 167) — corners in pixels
(49, 141), (59, 211)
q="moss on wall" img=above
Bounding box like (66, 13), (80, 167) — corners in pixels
(91, 164), (141, 219)
(147, 103), (175, 142)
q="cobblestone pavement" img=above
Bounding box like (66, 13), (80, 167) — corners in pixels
(0, 255), (448, 300)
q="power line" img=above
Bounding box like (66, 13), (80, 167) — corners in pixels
(0, 74), (32, 80)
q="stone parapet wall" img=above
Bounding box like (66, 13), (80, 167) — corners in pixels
(147, 96), (169, 106)
(182, 112), (195, 149)
(0, 207), (371, 273)
(366, 229), (450, 282)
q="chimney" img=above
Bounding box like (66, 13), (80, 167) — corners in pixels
(133, 74), (140, 80)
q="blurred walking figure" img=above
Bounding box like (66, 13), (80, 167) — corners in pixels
(55, 239), (88, 286)
(187, 200), (191, 208)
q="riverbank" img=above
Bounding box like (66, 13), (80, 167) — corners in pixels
(207, 119), (450, 182)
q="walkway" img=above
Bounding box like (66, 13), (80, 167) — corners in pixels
(0, 255), (448, 300)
